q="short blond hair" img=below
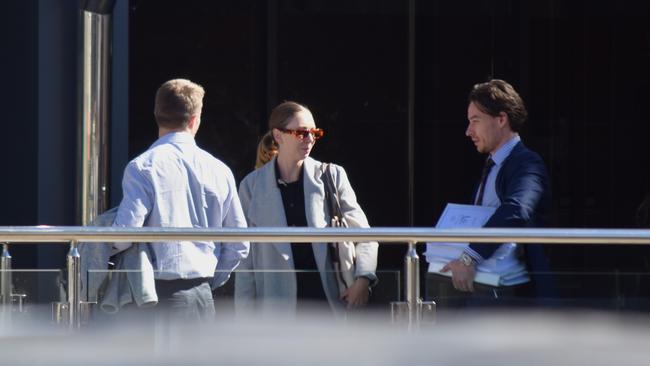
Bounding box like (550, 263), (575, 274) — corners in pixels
(154, 79), (205, 129)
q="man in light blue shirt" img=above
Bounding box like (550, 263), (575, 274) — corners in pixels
(113, 79), (249, 320)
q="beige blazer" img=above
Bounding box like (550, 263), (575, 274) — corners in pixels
(234, 156), (378, 315)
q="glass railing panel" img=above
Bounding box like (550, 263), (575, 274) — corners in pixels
(0, 269), (65, 327)
(82, 269), (401, 323)
(425, 270), (650, 320)
(545, 271), (650, 311)
(5, 267), (650, 328)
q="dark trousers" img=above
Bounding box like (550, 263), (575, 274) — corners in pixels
(426, 274), (534, 320)
(154, 278), (216, 322)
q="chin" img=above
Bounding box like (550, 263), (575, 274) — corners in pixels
(475, 144), (489, 154)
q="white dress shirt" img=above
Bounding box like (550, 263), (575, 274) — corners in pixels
(113, 131), (249, 284)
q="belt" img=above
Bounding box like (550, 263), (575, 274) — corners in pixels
(154, 277), (211, 291)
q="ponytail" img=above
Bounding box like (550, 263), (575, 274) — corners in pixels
(255, 131), (278, 169)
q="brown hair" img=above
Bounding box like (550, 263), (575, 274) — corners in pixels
(255, 101), (309, 168)
(154, 79), (205, 129)
(468, 79), (527, 133)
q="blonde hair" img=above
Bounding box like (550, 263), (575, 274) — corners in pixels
(255, 132), (278, 169)
(255, 101), (309, 168)
(154, 79), (205, 129)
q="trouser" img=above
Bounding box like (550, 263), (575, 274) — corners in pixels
(154, 278), (216, 322)
(426, 274), (533, 318)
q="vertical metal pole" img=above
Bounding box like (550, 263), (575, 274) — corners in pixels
(1, 243), (11, 306)
(0, 243), (11, 328)
(407, 0), (415, 227)
(404, 0), (419, 331)
(78, 1), (114, 225)
(67, 240), (81, 329)
(405, 241), (420, 329)
(265, 0), (278, 115)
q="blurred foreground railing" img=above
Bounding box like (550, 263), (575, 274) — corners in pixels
(1, 226), (650, 329)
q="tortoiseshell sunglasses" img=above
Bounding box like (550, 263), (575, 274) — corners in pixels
(277, 128), (325, 140)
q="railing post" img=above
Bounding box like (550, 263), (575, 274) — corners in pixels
(1, 243), (11, 306)
(392, 241), (435, 328)
(67, 240), (81, 329)
(405, 241), (420, 327)
(0, 243), (11, 328)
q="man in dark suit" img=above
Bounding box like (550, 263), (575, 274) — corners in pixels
(435, 79), (552, 305)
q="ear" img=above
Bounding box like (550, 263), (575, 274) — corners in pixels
(497, 112), (509, 128)
(187, 114), (199, 130)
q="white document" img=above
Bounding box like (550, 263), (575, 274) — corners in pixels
(426, 260), (529, 287)
(426, 203), (496, 252)
(426, 203), (509, 286)
(427, 261), (502, 287)
(426, 203), (530, 287)
(434, 203), (496, 231)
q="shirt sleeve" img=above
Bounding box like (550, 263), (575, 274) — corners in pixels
(212, 172), (250, 288)
(112, 161), (153, 252)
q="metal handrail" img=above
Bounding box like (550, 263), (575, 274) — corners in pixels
(1, 226), (650, 329)
(1, 226), (650, 244)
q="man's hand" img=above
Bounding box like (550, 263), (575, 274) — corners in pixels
(441, 260), (476, 292)
(340, 277), (370, 309)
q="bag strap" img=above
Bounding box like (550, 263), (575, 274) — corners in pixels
(322, 163), (345, 271)
(322, 163), (343, 222)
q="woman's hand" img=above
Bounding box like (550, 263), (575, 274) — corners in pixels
(340, 277), (370, 309)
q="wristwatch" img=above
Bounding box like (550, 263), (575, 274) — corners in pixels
(459, 252), (477, 267)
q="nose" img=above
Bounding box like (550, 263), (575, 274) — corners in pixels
(465, 123), (472, 137)
(304, 131), (316, 143)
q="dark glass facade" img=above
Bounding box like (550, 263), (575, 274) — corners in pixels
(3, 0), (650, 306)
(130, 0), (650, 274)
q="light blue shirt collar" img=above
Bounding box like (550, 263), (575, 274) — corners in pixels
(490, 134), (520, 166)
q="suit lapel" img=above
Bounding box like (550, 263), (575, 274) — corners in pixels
(495, 141), (524, 202)
(253, 158), (292, 259)
(471, 142), (525, 204)
(303, 158), (328, 270)
(303, 157), (326, 229)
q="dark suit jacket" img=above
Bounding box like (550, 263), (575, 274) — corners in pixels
(469, 141), (554, 297)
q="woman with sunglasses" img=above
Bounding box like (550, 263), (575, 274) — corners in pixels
(235, 101), (378, 316)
